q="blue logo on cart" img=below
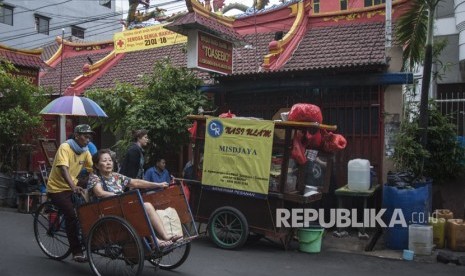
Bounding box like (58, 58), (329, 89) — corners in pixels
(207, 120), (223, 137)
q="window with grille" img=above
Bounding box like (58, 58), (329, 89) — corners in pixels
(0, 4), (13, 26)
(364, 0), (385, 6)
(35, 15), (50, 35)
(71, 26), (85, 39)
(340, 0), (347, 10)
(99, 0), (111, 8)
(313, 0), (320, 13)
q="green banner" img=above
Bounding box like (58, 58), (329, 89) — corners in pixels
(202, 118), (274, 197)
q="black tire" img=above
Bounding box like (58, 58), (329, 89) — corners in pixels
(149, 242), (191, 270)
(208, 206), (249, 250)
(87, 216), (144, 276)
(33, 201), (71, 260)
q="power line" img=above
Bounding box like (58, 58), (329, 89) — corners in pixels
(0, 0), (183, 37)
(8, 0), (73, 16)
(0, 11), (122, 39)
(6, 3), (187, 48)
(8, 21), (121, 49)
(6, 0), (382, 50)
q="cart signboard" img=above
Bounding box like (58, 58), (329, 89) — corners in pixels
(202, 118), (274, 199)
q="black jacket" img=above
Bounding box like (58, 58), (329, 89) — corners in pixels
(119, 143), (144, 179)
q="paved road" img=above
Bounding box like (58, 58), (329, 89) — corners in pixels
(0, 209), (463, 276)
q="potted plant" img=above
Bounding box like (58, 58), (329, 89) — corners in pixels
(392, 100), (465, 187)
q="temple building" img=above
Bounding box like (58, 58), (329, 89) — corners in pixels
(39, 0), (412, 184)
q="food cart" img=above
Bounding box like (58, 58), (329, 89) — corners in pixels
(186, 115), (338, 249)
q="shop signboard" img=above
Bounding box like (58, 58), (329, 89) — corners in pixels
(202, 118), (274, 198)
(114, 23), (187, 53)
(187, 31), (233, 75)
(11, 67), (39, 85)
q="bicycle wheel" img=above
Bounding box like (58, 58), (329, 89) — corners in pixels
(33, 201), (71, 260)
(149, 241), (191, 270)
(208, 206), (249, 250)
(87, 216), (144, 276)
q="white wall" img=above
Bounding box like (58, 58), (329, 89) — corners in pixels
(0, 0), (121, 49)
(434, 0), (465, 84)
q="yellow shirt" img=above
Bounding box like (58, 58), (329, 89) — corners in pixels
(47, 143), (93, 193)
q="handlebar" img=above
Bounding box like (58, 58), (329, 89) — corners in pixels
(171, 177), (201, 185)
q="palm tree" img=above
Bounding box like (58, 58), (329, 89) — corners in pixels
(395, 0), (441, 176)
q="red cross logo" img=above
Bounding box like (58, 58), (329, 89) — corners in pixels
(117, 39), (125, 49)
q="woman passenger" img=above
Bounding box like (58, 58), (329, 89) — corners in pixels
(88, 148), (181, 247)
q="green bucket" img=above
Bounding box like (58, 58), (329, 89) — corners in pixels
(298, 227), (324, 253)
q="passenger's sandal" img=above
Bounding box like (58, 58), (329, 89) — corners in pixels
(72, 254), (88, 263)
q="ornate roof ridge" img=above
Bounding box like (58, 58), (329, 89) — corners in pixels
(46, 36), (114, 66)
(0, 43), (43, 56)
(65, 50), (124, 96)
(189, 0), (236, 26)
(234, 0), (300, 19)
(263, 1), (306, 71)
(55, 36), (114, 47)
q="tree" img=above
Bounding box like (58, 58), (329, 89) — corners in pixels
(418, 0), (440, 150)
(86, 58), (211, 164)
(0, 62), (48, 173)
(395, 0), (442, 178)
(85, 82), (143, 134)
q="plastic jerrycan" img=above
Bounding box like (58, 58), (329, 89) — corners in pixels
(347, 159), (371, 191)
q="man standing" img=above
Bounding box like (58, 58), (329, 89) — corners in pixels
(46, 124), (94, 262)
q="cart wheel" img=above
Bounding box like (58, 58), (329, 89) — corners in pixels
(87, 216), (144, 276)
(149, 242), (191, 270)
(33, 201), (71, 260)
(208, 206), (249, 250)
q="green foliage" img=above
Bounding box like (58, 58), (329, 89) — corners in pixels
(432, 38), (452, 81)
(87, 58), (211, 164)
(392, 101), (465, 184)
(86, 82), (143, 134)
(0, 62), (48, 173)
(395, 0), (428, 71)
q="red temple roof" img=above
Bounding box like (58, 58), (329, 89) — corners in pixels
(40, 37), (114, 95)
(84, 44), (212, 92)
(284, 22), (387, 71)
(0, 44), (48, 69)
(39, 0), (410, 94)
(166, 12), (243, 43)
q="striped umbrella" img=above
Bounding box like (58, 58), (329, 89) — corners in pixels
(40, 96), (108, 117)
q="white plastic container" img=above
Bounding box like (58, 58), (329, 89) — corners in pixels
(408, 224), (433, 255)
(347, 159), (371, 191)
(285, 174), (297, 193)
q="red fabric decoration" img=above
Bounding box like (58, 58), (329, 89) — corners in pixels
(288, 103), (323, 123)
(291, 131), (307, 165)
(306, 130), (322, 149)
(219, 110), (236, 118)
(188, 121), (197, 143)
(322, 130), (347, 152)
